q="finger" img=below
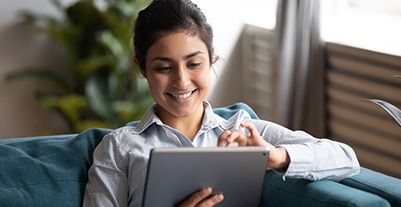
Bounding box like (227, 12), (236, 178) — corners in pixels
(197, 193), (224, 207)
(226, 131), (247, 146)
(241, 122), (270, 147)
(179, 187), (213, 207)
(226, 142), (239, 147)
(226, 131), (240, 143)
(218, 130), (231, 147)
(240, 122), (258, 137)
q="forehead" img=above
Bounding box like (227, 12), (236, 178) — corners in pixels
(146, 32), (209, 60)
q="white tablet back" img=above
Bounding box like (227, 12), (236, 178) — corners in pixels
(142, 147), (269, 207)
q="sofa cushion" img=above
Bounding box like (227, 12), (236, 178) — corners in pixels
(341, 167), (401, 207)
(0, 128), (111, 207)
(261, 171), (391, 207)
(214, 102), (259, 119)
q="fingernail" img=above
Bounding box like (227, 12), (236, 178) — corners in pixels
(218, 194), (224, 200)
(206, 187), (212, 193)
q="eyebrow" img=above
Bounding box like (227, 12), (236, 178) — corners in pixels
(151, 51), (204, 62)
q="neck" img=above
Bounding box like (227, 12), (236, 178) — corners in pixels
(156, 103), (205, 141)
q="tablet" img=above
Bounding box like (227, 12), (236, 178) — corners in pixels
(142, 147), (269, 207)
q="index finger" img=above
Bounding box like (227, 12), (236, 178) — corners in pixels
(226, 130), (247, 146)
(240, 122), (258, 137)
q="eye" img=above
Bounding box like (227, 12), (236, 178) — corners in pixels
(155, 66), (171, 73)
(188, 62), (202, 69)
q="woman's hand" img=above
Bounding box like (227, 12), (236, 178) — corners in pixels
(217, 121), (290, 171)
(177, 187), (223, 207)
(218, 122), (269, 148)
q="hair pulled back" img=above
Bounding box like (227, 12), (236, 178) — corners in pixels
(133, 0), (215, 72)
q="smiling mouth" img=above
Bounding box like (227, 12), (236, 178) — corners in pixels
(167, 89), (197, 100)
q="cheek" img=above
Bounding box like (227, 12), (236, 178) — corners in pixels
(147, 75), (166, 94)
(197, 69), (211, 89)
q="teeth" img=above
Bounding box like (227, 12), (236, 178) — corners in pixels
(172, 91), (192, 99)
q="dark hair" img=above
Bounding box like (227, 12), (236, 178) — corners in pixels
(133, 0), (215, 72)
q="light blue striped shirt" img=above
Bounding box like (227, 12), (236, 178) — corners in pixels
(83, 102), (360, 207)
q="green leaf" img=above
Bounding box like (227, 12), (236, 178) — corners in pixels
(39, 94), (88, 131)
(85, 73), (114, 121)
(129, 76), (151, 101)
(99, 31), (124, 59)
(66, 1), (103, 28)
(75, 56), (112, 79)
(136, 77), (150, 94)
(107, 71), (120, 100)
(115, 0), (149, 18)
(45, 24), (80, 53)
(112, 100), (137, 124)
(57, 94), (88, 123)
(5, 69), (71, 92)
(39, 94), (60, 109)
(102, 10), (128, 38)
(76, 119), (111, 132)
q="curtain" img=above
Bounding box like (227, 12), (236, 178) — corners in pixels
(274, 0), (325, 137)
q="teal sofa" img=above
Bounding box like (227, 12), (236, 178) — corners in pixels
(1, 103), (401, 207)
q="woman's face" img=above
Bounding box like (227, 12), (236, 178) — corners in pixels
(144, 32), (211, 119)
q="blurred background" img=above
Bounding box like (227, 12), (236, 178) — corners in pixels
(0, 0), (400, 178)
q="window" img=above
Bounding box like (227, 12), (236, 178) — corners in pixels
(321, 0), (401, 56)
(192, 0), (278, 30)
(350, 0), (401, 15)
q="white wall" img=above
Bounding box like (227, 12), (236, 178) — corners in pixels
(0, 0), (72, 138)
(192, 0), (276, 105)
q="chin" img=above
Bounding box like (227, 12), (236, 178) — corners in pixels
(168, 105), (198, 117)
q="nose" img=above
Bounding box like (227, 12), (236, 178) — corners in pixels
(173, 65), (190, 89)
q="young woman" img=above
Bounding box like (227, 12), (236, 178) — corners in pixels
(83, 0), (360, 206)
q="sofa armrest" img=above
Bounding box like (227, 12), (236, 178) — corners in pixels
(0, 128), (111, 207)
(260, 171), (390, 207)
(340, 167), (401, 207)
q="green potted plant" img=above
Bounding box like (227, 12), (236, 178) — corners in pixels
(5, 0), (152, 133)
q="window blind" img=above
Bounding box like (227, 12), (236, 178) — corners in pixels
(325, 43), (401, 178)
(241, 25), (275, 121)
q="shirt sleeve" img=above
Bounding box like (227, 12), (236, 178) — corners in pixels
(83, 132), (128, 207)
(252, 120), (360, 181)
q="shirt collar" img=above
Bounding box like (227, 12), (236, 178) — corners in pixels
(202, 101), (226, 130)
(134, 101), (226, 134)
(134, 103), (162, 134)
